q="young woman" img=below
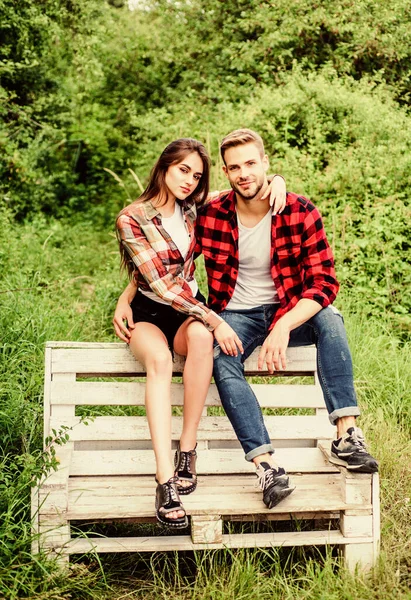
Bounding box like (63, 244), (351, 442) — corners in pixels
(115, 138), (286, 528)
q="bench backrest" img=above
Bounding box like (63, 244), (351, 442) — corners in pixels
(44, 342), (334, 476)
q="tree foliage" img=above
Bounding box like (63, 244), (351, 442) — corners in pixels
(0, 0), (410, 329)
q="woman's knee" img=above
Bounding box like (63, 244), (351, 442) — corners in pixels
(186, 322), (213, 352)
(145, 349), (172, 376)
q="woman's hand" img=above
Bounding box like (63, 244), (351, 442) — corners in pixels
(113, 296), (136, 343)
(262, 175), (286, 215)
(214, 321), (244, 356)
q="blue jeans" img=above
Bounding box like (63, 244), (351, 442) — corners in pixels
(213, 305), (360, 461)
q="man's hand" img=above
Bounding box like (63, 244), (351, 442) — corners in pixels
(258, 319), (290, 372)
(214, 321), (244, 356)
(262, 175), (286, 215)
(113, 297), (136, 343)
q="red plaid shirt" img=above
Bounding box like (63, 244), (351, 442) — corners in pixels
(195, 190), (339, 329)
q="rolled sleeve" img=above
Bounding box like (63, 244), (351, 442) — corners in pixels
(300, 207), (339, 307)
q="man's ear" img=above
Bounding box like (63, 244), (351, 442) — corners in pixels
(222, 165), (228, 178)
(263, 154), (269, 172)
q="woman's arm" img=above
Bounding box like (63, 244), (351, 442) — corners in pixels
(113, 279), (137, 342)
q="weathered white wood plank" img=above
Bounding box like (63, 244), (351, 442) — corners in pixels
(66, 530), (373, 554)
(31, 486), (40, 555)
(64, 473), (370, 520)
(49, 415), (334, 444)
(68, 447), (337, 476)
(191, 515), (222, 544)
(43, 347), (52, 447)
(343, 542), (375, 573)
(68, 470), (340, 491)
(372, 473), (381, 559)
(50, 345), (317, 375)
(340, 513), (373, 537)
(50, 381), (324, 409)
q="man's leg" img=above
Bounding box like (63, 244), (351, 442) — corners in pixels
(289, 306), (378, 472)
(213, 306), (295, 506)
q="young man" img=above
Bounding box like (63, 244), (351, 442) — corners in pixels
(194, 128), (378, 509)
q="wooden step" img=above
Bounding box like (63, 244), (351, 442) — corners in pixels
(49, 343), (317, 376)
(50, 415), (334, 445)
(38, 473), (373, 520)
(50, 380), (324, 409)
(65, 530), (374, 554)
(64, 447), (338, 476)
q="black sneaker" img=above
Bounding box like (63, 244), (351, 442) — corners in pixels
(330, 427), (378, 473)
(255, 462), (295, 509)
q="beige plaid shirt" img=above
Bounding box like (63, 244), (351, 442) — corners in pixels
(116, 198), (222, 331)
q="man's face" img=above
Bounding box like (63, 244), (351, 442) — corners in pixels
(223, 142), (269, 201)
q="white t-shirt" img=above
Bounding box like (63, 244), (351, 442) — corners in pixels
(226, 208), (279, 310)
(140, 203), (198, 304)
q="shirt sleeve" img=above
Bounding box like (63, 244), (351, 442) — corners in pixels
(116, 213), (223, 331)
(300, 205), (339, 306)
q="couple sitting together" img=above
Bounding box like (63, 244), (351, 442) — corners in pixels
(114, 128), (378, 529)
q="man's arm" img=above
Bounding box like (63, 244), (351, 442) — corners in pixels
(258, 200), (338, 372)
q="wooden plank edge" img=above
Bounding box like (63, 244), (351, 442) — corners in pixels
(65, 531), (374, 554)
(65, 504), (373, 520)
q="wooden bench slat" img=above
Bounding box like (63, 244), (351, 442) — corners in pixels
(65, 447), (337, 476)
(66, 530), (373, 554)
(50, 415), (334, 444)
(50, 345), (317, 375)
(57, 473), (368, 520)
(50, 381), (324, 408)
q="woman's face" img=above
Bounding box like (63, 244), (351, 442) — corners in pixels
(165, 152), (204, 201)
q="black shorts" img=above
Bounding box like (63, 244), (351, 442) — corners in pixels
(130, 290), (207, 349)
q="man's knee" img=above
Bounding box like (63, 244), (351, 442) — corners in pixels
(312, 306), (346, 338)
(213, 349), (244, 383)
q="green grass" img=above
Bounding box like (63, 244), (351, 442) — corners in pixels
(0, 211), (410, 599)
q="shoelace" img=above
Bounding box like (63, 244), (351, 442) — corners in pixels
(164, 477), (180, 505)
(177, 450), (193, 473)
(257, 468), (273, 491)
(256, 467), (283, 491)
(347, 430), (368, 454)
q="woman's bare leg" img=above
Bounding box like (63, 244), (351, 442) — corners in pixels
(129, 322), (184, 519)
(174, 319), (214, 452)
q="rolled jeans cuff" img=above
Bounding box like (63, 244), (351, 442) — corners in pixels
(245, 443), (275, 463)
(328, 406), (361, 426)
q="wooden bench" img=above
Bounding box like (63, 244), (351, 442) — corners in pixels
(32, 341), (380, 572)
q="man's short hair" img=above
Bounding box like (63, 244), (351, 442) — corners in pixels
(220, 128), (265, 163)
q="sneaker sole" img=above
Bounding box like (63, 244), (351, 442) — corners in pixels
(329, 455), (378, 473)
(265, 486), (295, 509)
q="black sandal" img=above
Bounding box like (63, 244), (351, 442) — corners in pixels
(174, 443), (197, 495)
(155, 476), (188, 529)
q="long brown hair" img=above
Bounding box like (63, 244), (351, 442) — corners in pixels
(117, 138), (210, 278)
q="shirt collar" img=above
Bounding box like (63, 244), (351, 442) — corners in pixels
(219, 190), (236, 215)
(144, 198), (192, 220)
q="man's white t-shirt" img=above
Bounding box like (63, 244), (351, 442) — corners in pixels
(140, 203), (198, 305)
(226, 208), (279, 310)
